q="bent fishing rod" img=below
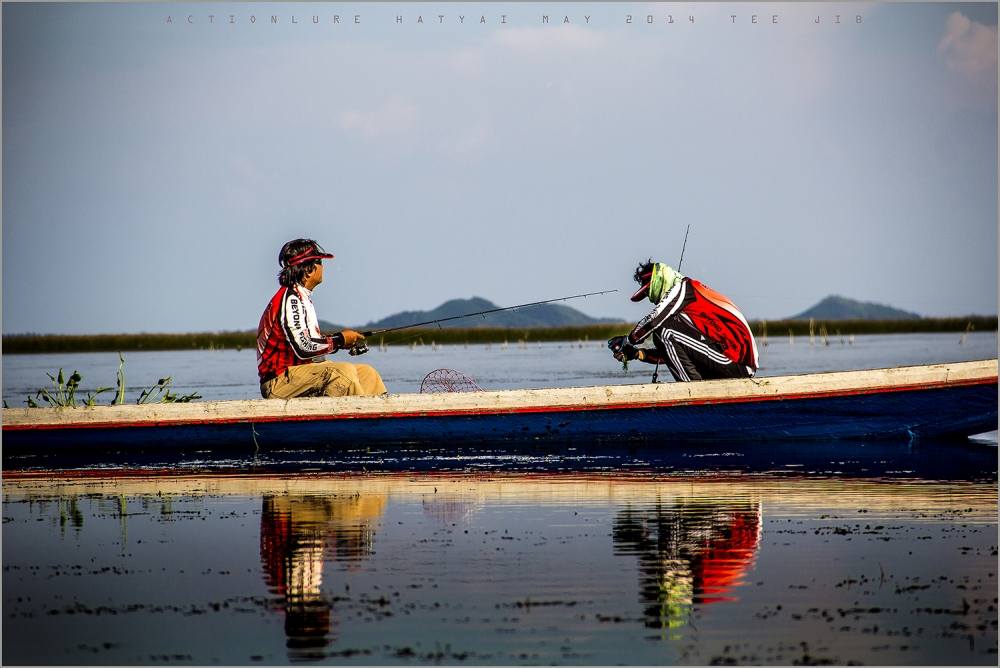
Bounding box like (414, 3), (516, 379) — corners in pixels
(347, 290), (618, 355)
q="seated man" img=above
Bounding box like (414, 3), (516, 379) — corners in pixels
(257, 239), (387, 399)
(609, 259), (758, 382)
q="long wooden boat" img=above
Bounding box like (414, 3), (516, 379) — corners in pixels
(2, 360), (996, 453)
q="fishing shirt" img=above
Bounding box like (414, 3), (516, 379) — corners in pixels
(257, 285), (338, 383)
(628, 277), (759, 372)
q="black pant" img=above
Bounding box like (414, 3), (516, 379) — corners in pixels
(653, 318), (752, 382)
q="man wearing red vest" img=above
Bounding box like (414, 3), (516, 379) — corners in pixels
(257, 239), (386, 399)
(609, 259), (758, 382)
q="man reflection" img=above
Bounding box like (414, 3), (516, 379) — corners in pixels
(613, 498), (761, 634)
(259, 493), (386, 661)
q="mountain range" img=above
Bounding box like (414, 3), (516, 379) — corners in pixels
(320, 297), (620, 332)
(789, 295), (920, 321)
(320, 294), (924, 331)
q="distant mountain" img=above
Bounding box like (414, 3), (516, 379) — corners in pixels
(790, 295), (921, 320)
(358, 297), (620, 331)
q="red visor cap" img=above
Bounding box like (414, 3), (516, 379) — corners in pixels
(630, 269), (652, 302)
(285, 244), (335, 267)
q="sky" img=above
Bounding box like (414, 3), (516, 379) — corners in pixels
(2, 1), (997, 334)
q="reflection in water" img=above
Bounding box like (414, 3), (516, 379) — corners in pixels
(421, 496), (479, 524)
(614, 498), (761, 636)
(2, 473), (996, 665)
(259, 493), (386, 661)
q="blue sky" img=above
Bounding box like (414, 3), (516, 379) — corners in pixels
(3, 2), (997, 334)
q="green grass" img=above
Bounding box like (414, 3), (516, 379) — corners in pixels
(2, 317), (996, 354)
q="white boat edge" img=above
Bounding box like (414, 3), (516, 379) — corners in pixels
(3, 359), (997, 429)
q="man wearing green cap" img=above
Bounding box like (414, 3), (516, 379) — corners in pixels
(608, 259), (758, 382)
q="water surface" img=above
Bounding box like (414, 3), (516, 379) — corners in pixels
(3, 473), (997, 665)
(3, 332), (996, 403)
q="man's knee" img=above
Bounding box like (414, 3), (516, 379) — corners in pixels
(309, 362), (357, 397)
(356, 363), (381, 379)
(354, 363), (387, 395)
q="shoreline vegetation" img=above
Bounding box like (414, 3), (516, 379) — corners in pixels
(2, 317), (997, 354)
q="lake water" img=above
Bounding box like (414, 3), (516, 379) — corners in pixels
(3, 332), (998, 664)
(2, 473), (997, 665)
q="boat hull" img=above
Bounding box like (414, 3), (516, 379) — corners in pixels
(3, 361), (997, 454)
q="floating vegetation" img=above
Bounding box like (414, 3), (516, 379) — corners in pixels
(20, 353), (200, 408)
(25, 368), (112, 408)
(136, 377), (200, 404)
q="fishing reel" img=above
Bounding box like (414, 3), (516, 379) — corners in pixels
(608, 336), (640, 359)
(608, 336), (633, 372)
(349, 340), (369, 356)
(608, 336), (648, 374)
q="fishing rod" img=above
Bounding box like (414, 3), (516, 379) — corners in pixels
(347, 289), (619, 355)
(677, 223), (691, 272)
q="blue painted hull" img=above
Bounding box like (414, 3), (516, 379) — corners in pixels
(3, 382), (995, 455)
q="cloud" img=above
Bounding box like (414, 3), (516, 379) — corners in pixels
(938, 12), (998, 87)
(338, 96), (419, 139)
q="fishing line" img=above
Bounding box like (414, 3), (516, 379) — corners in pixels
(362, 290), (618, 337)
(347, 290), (619, 355)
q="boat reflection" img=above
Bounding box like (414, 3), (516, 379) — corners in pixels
(259, 493), (386, 661)
(5, 470), (995, 660)
(614, 498), (761, 635)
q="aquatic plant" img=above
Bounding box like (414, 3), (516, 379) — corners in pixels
(58, 497), (84, 531)
(113, 351), (201, 404)
(21, 353), (200, 407)
(114, 352), (126, 405)
(136, 376), (201, 404)
(27, 368), (113, 408)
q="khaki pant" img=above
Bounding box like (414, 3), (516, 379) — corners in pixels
(261, 361), (387, 399)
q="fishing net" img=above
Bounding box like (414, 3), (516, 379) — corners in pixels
(420, 369), (483, 393)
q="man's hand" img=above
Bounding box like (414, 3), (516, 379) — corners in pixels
(608, 336), (642, 362)
(613, 343), (642, 363)
(339, 329), (365, 348)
